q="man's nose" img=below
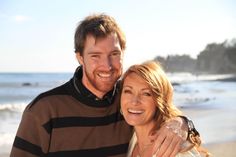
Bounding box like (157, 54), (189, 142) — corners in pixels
(101, 56), (112, 70)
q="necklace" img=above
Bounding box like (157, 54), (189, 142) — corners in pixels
(134, 142), (153, 157)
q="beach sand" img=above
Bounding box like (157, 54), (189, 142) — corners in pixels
(180, 105), (236, 156)
(0, 153), (8, 157)
(205, 141), (236, 157)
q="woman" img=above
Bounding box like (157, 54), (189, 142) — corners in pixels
(120, 61), (210, 157)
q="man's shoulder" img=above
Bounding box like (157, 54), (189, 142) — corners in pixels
(27, 79), (73, 109)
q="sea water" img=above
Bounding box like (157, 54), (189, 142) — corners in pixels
(0, 72), (235, 154)
(172, 77), (236, 145)
(0, 72), (73, 153)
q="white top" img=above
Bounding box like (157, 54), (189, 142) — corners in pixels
(127, 133), (202, 157)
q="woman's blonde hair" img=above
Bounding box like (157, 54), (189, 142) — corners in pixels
(121, 61), (181, 126)
(121, 61), (210, 156)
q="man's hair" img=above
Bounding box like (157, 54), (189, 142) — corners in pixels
(74, 13), (126, 54)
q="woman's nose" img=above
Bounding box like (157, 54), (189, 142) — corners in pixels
(130, 95), (141, 105)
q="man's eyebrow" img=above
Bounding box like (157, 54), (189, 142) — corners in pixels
(88, 50), (121, 55)
(111, 49), (121, 53)
(113, 47), (122, 51)
(87, 51), (102, 54)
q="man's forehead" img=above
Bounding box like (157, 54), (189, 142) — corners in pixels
(85, 33), (119, 44)
(85, 34), (97, 44)
(83, 34), (123, 56)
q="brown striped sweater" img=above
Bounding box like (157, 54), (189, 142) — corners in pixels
(10, 67), (133, 157)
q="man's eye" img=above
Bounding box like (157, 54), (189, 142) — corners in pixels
(91, 55), (99, 58)
(111, 52), (120, 57)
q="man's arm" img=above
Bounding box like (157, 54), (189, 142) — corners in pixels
(10, 104), (50, 157)
(150, 116), (197, 157)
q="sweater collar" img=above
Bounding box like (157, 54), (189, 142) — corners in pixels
(72, 66), (119, 107)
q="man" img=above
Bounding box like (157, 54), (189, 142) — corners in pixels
(10, 14), (195, 157)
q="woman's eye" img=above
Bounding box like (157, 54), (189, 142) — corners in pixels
(123, 89), (131, 94)
(143, 92), (152, 96)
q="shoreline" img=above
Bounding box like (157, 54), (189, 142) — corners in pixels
(213, 74), (236, 82)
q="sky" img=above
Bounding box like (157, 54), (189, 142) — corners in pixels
(0, 0), (236, 72)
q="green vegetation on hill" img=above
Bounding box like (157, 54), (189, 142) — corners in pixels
(154, 39), (236, 74)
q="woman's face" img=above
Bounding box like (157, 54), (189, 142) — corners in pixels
(121, 72), (157, 127)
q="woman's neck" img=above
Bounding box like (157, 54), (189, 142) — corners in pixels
(135, 121), (156, 148)
(132, 122), (156, 157)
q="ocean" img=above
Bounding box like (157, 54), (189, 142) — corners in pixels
(0, 72), (236, 154)
(0, 72), (73, 154)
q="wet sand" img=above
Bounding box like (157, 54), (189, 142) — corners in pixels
(182, 107), (236, 157)
(205, 141), (236, 157)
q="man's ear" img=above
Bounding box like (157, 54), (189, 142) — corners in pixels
(76, 52), (84, 65)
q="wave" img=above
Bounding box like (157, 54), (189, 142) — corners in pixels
(0, 103), (26, 113)
(0, 133), (15, 154)
(167, 73), (235, 83)
(0, 81), (63, 88)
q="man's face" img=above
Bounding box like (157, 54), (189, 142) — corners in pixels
(76, 33), (124, 98)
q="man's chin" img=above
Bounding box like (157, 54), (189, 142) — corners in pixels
(99, 85), (114, 93)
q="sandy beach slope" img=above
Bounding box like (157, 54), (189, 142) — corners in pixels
(205, 141), (236, 157)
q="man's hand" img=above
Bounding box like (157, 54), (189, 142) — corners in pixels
(150, 117), (188, 157)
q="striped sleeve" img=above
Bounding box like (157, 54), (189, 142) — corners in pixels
(10, 104), (51, 157)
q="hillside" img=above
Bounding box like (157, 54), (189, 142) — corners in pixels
(154, 39), (236, 74)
